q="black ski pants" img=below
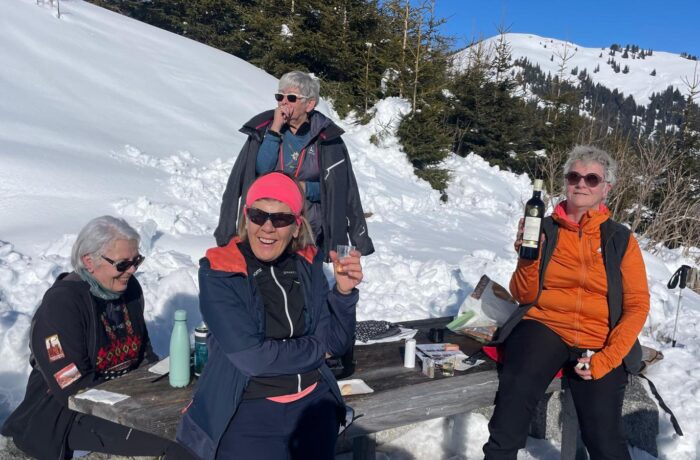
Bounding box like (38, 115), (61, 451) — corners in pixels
(67, 413), (194, 459)
(483, 319), (630, 460)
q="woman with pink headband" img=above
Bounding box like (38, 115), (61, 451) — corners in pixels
(177, 171), (363, 460)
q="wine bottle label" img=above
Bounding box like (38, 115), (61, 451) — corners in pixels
(522, 216), (541, 248)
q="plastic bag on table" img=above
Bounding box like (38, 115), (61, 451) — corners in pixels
(446, 275), (518, 342)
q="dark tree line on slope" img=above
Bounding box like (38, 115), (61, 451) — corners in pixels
(514, 57), (700, 141)
(89, 0), (700, 253)
(88, 0), (453, 190)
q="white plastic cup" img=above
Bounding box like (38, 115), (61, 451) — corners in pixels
(404, 338), (416, 368)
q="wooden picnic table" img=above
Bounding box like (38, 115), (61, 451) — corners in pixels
(69, 317), (563, 458)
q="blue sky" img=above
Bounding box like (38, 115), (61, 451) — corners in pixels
(433, 1), (700, 57)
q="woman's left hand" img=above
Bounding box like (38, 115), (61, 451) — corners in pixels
(574, 356), (593, 380)
(329, 249), (363, 294)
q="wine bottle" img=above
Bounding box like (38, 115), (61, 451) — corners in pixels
(519, 179), (545, 260)
(169, 309), (191, 388)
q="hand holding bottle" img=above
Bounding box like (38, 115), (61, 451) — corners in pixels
(514, 217), (545, 255)
(514, 217), (525, 253)
(518, 179), (545, 260)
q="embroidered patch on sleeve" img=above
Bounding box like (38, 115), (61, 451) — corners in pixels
(54, 363), (81, 389)
(45, 334), (65, 362)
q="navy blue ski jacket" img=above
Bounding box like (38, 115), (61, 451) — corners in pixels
(176, 238), (357, 460)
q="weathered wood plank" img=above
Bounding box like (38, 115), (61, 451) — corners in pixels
(68, 317), (551, 444)
(345, 369), (561, 436)
(69, 368), (192, 441)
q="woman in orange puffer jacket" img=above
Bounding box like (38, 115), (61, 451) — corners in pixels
(483, 145), (650, 460)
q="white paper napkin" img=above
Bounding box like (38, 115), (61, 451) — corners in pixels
(74, 388), (130, 405)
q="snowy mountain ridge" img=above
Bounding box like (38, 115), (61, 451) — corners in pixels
(453, 33), (700, 107)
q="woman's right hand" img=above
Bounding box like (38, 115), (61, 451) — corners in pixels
(514, 218), (545, 256)
(271, 105), (292, 132)
(329, 249), (363, 294)
(514, 218), (525, 253)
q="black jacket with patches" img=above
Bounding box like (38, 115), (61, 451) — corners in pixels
(214, 109), (375, 259)
(1, 273), (157, 460)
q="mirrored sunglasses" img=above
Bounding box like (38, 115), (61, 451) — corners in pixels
(274, 93), (306, 103)
(101, 254), (145, 272)
(565, 171), (604, 187)
(247, 207), (297, 228)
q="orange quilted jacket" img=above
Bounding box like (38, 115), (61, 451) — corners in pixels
(510, 202), (650, 379)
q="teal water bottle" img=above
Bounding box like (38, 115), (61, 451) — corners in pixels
(169, 309), (190, 388)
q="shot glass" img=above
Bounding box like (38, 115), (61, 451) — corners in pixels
(335, 244), (356, 274)
(439, 359), (455, 377)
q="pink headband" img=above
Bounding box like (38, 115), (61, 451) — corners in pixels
(245, 172), (303, 217)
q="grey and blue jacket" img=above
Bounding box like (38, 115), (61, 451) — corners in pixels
(214, 109), (374, 259)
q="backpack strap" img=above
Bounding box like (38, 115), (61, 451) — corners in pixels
(490, 217), (557, 344)
(638, 374), (684, 436)
(600, 219), (630, 328)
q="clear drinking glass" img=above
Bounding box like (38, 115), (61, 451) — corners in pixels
(335, 244), (356, 274)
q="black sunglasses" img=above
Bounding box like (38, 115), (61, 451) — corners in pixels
(101, 254), (145, 272)
(565, 171), (604, 187)
(274, 93), (306, 103)
(247, 207), (297, 228)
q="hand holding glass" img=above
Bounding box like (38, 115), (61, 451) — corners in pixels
(332, 244), (363, 294)
(335, 245), (356, 274)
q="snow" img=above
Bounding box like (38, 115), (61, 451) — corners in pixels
(1, 1), (698, 458)
(453, 33), (700, 107)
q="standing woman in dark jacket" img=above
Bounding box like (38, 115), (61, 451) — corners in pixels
(178, 172), (362, 459)
(214, 70), (374, 259)
(1, 216), (192, 460)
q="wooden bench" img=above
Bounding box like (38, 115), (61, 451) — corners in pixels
(69, 317), (656, 459)
(338, 317), (560, 459)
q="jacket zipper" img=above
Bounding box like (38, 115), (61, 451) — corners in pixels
(324, 158), (345, 180)
(269, 266), (301, 389)
(59, 289), (99, 460)
(574, 228), (587, 347)
(269, 266), (293, 337)
(89, 295), (99, 367)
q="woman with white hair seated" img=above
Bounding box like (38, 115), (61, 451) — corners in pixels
(215, 70), (374, 260)
(2, 216), (193, 459)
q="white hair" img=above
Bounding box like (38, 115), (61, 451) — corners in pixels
(563, 145), (617, 185)
(278, 71), (320, 101)
(71, 216), (140, 270)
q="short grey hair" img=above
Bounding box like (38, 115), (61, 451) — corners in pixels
(278, 71), (320, 101)
(71, 216), (140, 271)
(563, 145), (617, 185)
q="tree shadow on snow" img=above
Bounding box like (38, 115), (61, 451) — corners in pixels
(430, 269), (474, 318)
(146, 293), (201, 358)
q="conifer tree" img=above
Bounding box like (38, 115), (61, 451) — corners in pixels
(389, 0), (452, 192)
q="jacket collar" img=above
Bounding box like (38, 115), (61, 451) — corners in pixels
(205, 237), (317, 274)
(240, 110), (344, 142)
(552, 200), (610, 232)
